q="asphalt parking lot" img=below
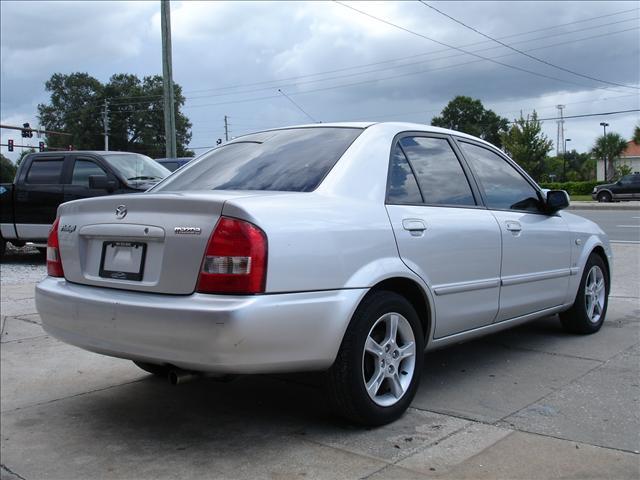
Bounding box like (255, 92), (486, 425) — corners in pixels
(1, 211), (639, 480)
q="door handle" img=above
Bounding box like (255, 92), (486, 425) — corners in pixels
(402, 219), (427, 235)
(505, 221), (522, 233)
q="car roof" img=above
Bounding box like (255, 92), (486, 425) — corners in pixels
(228, 122), (498, 149)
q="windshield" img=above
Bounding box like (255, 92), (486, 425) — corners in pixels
(153, 127), (363, 193)
(102, 153), (170, 181)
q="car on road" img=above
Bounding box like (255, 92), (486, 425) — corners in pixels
(0, 151), (170, 257)
(35, 123), (612, 426)
(154, 157), (193, 172)
(592, 173), (640, 202)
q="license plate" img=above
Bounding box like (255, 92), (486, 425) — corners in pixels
(99, 241), (147, 281)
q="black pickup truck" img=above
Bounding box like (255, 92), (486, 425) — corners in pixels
(0, 151), (170, 257)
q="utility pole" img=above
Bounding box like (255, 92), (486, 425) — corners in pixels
(224, 115), (229, 141)
(600, 122), (609, 181)
(102, 99), (110, 151)
(556, 105), (565, 156)
(161, 0), (177, 158)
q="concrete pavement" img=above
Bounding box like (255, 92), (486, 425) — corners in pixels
(1, 244), (639, 479)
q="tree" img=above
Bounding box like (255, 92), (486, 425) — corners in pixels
(633, 125), (640, 145)
(0, 154), (17, 183)
(37, 72), (193, 158)
(431, 96), (509, 147)
(591, 133), (627, 181)
(500, 111), (553, 180)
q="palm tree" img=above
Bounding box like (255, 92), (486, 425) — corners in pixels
(633, 125), (640, 145)
(591, 132), (628, 181)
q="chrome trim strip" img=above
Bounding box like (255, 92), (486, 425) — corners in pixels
(15, 223), (51, 241)
(433, 278), (500, 296)
(0, 223), (18, 239)
(501, 268), (571, 287)
(570, 267), (580, 276)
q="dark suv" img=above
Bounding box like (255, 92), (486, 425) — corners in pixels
(592, 173), (640, 202)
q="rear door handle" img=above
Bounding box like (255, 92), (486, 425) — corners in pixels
(505, 220), (522, 233)
(402, 219), (427, 236)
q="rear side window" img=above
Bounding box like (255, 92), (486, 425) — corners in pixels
(399, 137), (476, 206)
(459, 141), (543, 212)
(25, 158), (64, 184)
(154, 127), (362, 192)
(72, 159), (107, 187)
(387, 144), (423, 204)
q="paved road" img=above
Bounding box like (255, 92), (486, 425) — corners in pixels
(572, 209), (640, 242)
(1, 243), (639, 479)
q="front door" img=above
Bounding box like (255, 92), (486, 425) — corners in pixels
(457, 140), (572, 322)
(385, 135), (502, 338)
(63, 156), (113, 203)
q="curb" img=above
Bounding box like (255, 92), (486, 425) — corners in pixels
(568, 202), (640, 211)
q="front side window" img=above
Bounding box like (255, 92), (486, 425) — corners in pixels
(154, 127), (362, 193)
(72, 159), (106, 187)
(387, 144), (423, 204)
(398, 136), (476, 206)
(25, 158), (64, 184)
(101, 153), (169, 182)
(459, 141), (543, 212)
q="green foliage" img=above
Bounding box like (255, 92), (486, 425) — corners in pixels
(500, 111), (553, 181)
(541, 150), (596, 182)
(591, 132), (627, 182)
(37, 72), (193, 158)
(615, 163), (633, 178)
(431, 96), (509, 147)
(0, 154), (17, 183)
(633, 125), (640, 145)
(538, 180), (606, 196)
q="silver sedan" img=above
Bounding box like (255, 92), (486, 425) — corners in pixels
(36, 122), (612, 425)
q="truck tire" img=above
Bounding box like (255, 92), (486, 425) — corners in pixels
(0, 239), (5, 260)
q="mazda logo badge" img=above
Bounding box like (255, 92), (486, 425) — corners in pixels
(115, 205), (127, 219)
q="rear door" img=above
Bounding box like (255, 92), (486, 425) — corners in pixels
(385, 134), (502, 338)
(14, 155), (66, 240)
(456, 140), (571, 322)
(63, 155), (116, 203)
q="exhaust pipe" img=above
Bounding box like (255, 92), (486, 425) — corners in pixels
(167, 367), (202, 385)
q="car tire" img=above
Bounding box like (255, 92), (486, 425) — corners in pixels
(597, 191), (612, 203)
(133, 361), (169, 377)
(327, 290), (424, 426)
(560, 254), (609, 335)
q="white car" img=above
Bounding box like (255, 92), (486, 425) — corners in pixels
(36, 123), (612, 425)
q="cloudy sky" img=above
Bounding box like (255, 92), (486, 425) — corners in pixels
(1, 1), (638, 162)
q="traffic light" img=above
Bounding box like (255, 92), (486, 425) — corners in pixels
(8, 139), (14, 152)
(21, 123), (33, 138)
(39, 141), (45, 152)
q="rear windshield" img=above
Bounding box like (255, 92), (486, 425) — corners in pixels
(153, 127), (363, 192)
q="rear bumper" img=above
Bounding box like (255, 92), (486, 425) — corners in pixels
(36, 277), (365, 374)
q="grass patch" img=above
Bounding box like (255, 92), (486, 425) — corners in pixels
(570, 195), (592, 202)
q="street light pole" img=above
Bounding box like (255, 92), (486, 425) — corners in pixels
(599, 122), (609, 181)
(563, 138), (571, 181)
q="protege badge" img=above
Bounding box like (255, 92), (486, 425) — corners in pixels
(174, 227), (201, 235)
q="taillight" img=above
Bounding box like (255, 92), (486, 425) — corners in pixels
(196, 216), (267, 294)
(47, 218), (64, 277)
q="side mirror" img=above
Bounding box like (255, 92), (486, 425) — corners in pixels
(89, 175), (117, 192)
(546, 190), (570, 213)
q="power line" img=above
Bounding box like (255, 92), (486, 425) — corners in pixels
(334, 1), (635, 94)
(278, 89), (319, 123)
(419, 1), (639, 91)
(78, 9), (640, 109)
(182, 7), (639, 96)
